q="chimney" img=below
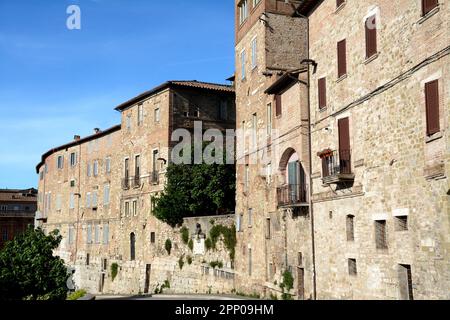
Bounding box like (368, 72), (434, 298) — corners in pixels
(74, 135), (81, 141)
(94, 128), (101, 134)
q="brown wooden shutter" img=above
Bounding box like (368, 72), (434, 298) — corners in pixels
(318, 78), (327, 109)
(337, 39), (347, 78)
(365, 15), (377, 58)
(275, 94), (282, 116)
(422, 0), (438, 16)
(425, 80), (440, 136)
(338, 117), (351, 174)
(336, 0), (345, 8)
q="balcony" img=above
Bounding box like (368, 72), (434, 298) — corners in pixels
(121, 177), (130, 190)
(319, 149), (355, 184)
(132, 176), (141, 189)
(150, 171), (159, 185)
(35, 211), (47, 222)
(277, 184), (309, 208)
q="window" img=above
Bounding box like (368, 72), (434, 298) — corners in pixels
(375, 220), (388, 249)
(2, 228), (8, 241)
(244, 165), (249, 193)
(298, 252), (303, 266)
(124, 158), (130, 180)
(86, 192), (91, 208)
(348, 259), (357, 276)
(93, 160), (99, 177)
(219, 101), (228, 121)
(274, 94), (282, 117)
(70, 179), (76, 188)
(318, 78), (327, 109)
(87, 162), (91, 177)
(425, 80), (440, 136)
(267, 103), (272, 136)
(337, 39), (347, 78)
(253, 0), (261, 8)
(248, 247), (252, 276)
(265, 218), (271, 239)
(422, 0), (438, 16)
(137, 103), (144, 125)
(365, 15), (377, 59)
(92, 192), (98, 208)
(94, 224), (100, 244)
(239, 0), (248, 25)
(70, 152), (77, 167)
(40, 170), (44, 181)
(68, 226), (75, 245)
(251, 37), (257, 69)
(57, 155), (64, 169)
(346, 215), (355, 241)
(125, 201), (130, 217)
(105, 157), (111, 174)
(236, 214), (242, 232)
(241, 50), (246, 80)
(135, 155), (141, 178)
(150, 232), (156, 244)
(86, 253), (90, 266)
(395, 216), (408, 232)
(132, 200), (138, 217)
(130, 233), (136, 261)
(154, 108), (160, 123)
(266, 163), (272, 184)
(252, 113), (257, 148)
(398, 264), (414, 300)
(248, 208), (253, 227)
(103, 185), (110, 206)
(69, 193), (75, 209)
(336, 0), (345, 8)
(103, 224), (109, 245)
(56, 194), (62, 211)
(126, 115), (131, 130)
(87, 224), (92, 244)
(0, 205), (7, 212)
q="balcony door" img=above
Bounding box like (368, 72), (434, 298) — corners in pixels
(287, 156), (306, 203)
(338, 117), (351, 174)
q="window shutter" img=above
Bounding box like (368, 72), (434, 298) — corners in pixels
(425, 80), (440, 135)
(337, 39), (347, 78)
(318, 78), (327, 109)
(365, 15), (377, 58)
(275, 94), (282, 116)
(422, 0), (438, 16)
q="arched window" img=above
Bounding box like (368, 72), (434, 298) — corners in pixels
(278, 149), (307, 205)
(130, 233), (136, 261)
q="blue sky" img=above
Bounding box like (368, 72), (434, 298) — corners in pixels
(0, 0), (235, 189)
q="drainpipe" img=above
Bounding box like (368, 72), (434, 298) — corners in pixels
(298, 11), (317, 301)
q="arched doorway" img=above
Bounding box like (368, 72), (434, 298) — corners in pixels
(278, 149), (307, 206)
(130, 233), (136, 261)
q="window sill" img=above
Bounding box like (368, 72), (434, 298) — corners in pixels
(334, 2), (346, 14)
(364, 52), (379, 65)
(319, 107), (327, 113)
(336, 74), (348, 83)
(417, 6), (440, 25)
(426, 131), (443, 143)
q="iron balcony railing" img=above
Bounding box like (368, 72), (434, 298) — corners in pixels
(321, 149), (352, 178)
(121, 177), (130, 190)
(132, 176), (141, 188)
(150, 171), (159, 185)
(277, 184), (309, 207)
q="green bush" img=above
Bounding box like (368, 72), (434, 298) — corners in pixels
(165, 239), (172, 255)
(187, 256), (193, 265)
(280, 270), (294, 300)
(180, 227), (189, 244)
(208, 224), (237, 261)
(111, 263), (119, 282)
(209, 260), (223, 269)
(67, 290), (87, 301)
(205, 238), (213, 251)
(178, 256), (185, 270)
(188, 239), (194, 251)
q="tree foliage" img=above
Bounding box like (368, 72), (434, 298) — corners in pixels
(0, 227), (69, 301)
(153, 143), (236, 226)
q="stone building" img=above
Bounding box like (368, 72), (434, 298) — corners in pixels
(0, 188), (37, 249)
(36, 80), (236, 295)
(234, 0), (449, 300)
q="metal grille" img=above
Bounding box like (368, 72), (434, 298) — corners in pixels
(396, 216), (408, 232)
(375, 220), (388, 249)
(348, 259), (357, 276)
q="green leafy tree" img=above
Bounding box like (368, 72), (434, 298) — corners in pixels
(0, 227), (69, 301)
(153, 143), (235, 226)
